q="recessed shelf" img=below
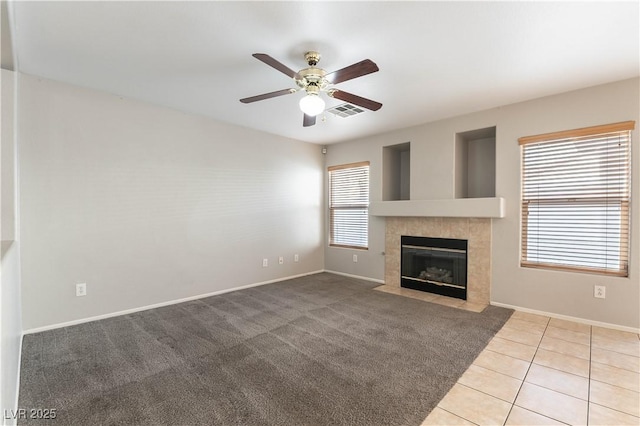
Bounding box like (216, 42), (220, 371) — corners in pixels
(383, 142), (410, 201)
(455, 127), (496, 199)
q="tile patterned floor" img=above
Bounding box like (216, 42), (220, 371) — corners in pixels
(422, 311), (640, 425)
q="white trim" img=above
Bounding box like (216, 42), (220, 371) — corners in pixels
(2, 332), (24, 426)
(23, 271), (324, 335)
(7, 333), (24, 426)
(323, 269), (385, 284)
(491, 301), (640, 334)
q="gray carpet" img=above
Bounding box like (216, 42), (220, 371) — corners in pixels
(19, 272), (512, 425)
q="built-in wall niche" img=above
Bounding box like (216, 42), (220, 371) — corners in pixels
(383, 142), (410, 201)
(455, 126), (496, 199)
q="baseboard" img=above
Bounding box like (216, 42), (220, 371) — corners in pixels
(491, 301), (640, 334)
(323, 269), (385, 284)
(13, 334), (23, 426)
(4, 333), (24, 426)
(23, 270), (324, 335)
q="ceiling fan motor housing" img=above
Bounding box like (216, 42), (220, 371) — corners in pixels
(296, 51), (328, 94)
(297, 68), (327, 91)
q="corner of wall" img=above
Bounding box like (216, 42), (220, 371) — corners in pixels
(1, 67), (24, 425)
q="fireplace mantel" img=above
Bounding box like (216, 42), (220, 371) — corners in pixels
(370, 198), (505, 218)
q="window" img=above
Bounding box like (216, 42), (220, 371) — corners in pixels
(328, 161), (370, 249)
(519, 121), (634, 276)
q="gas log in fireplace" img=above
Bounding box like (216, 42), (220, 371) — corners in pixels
(401, 236), (468, 300)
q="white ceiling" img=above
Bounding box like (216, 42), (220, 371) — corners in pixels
(8, 1), (640, 144)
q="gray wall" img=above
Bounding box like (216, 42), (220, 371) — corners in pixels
(19, 74), (325, 331)
(400, 150), (410, 200)
(1, 69), (22, 425)
(466, 137), (495, 198)
(382, 146), (411, 202)
(325, 78), (640, 329)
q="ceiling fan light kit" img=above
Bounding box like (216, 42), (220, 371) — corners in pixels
(299, 93), (325, 116)
(240, 51), (382, 127)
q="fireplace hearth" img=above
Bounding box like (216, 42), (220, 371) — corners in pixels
(401, 236), (468, 300)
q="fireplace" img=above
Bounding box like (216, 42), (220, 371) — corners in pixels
(401, 236), (468, 300)
(385, 218), (490, 305)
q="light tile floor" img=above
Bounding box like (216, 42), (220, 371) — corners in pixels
(422, 310), (640, 425)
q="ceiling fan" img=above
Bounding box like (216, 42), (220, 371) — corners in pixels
(240, 51), (382, 127)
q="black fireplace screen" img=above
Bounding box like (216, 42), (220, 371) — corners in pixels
(401, 236), (468, 300)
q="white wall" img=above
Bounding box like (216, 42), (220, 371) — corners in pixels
(1, 68), (22, 425)
(19, 74), (325, 331)
(325, 78), (640, 329)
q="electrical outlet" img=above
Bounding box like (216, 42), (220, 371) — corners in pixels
(294, 254), (299, 262)
(76, 283), (87, 297)
(594, 285), (606, 299)
(353, 254), (358, 263)
(262, 258), (268, 267)
(279, 256), (284, 265)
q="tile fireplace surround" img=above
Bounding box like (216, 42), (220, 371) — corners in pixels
(385, 217), (491, 305)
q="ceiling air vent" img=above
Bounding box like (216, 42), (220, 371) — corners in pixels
(326, 103), (366, 118)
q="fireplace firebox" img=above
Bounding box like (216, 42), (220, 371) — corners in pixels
(401, 236), (468, 300)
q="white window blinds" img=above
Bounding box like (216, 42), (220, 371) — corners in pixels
(329, 161), (370, 249)
(519, 121), (634, 277)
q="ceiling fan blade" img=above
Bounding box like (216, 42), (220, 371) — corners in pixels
(240, 88), (295, 103)
(325, 59), (379, 84)
(253, 53), (300, 79)
(330, 90), (382, 111)
(303, 114), (316, 127)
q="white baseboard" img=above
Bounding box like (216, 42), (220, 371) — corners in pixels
(491, 301), (640, 334)
(6, 333), (24, 426)
(323, 269), (385, 284)
(23, 270), (324, 335)
(3, 333), (24, 426)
